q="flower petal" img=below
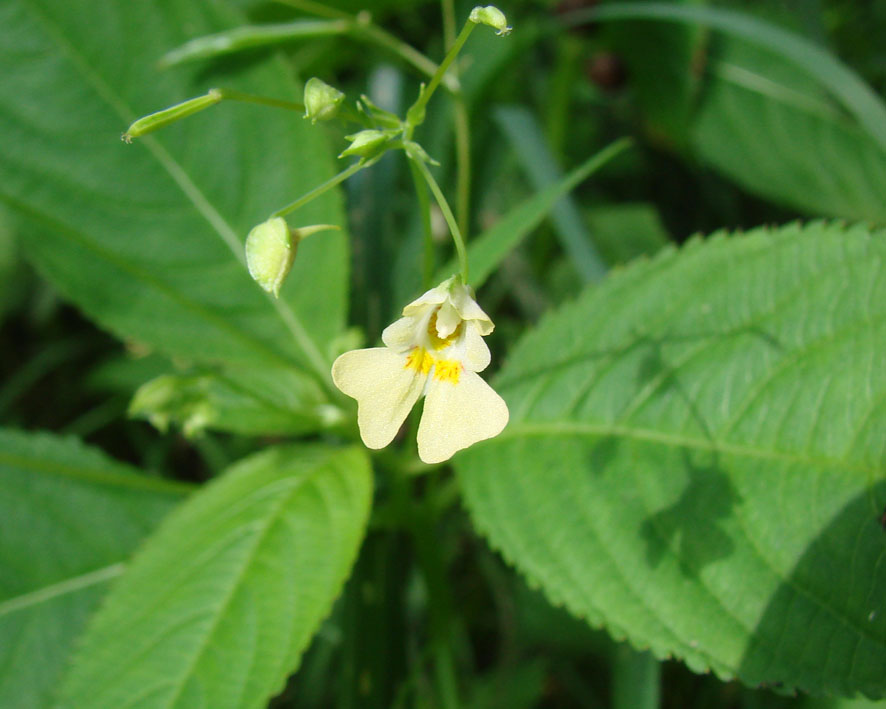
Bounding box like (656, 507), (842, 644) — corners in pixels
(402, 278), (454, 317)
(435, 301), (461, 338)
(382, 315), (420, 352)
(460, 321), (491, 372)
(451, 284), (494, 335)
(332, 348), (425, 449)
(417, 370), (509, 464)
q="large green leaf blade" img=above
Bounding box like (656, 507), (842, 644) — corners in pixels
(578, 2), (886, 223)
(577, 2), (886, 152)
(0, 0), (347, 376)
(0, 429), (188, 709)
(57, 444), (373, 709)
(691, 37), (886, 222)
(457, 221), (886, 697)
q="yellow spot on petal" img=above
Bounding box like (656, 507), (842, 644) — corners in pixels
(405, 347), (433, 374)
(433, 359), (462, 384)
(427, 312), (462, 351)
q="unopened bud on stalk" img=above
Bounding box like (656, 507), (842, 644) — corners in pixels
(303, 77), (345, 123)
(469, 5), (512, 35)
(245, 217), (339, 297)
(338, 129), (390, 159)
(122, 89), (222, 142)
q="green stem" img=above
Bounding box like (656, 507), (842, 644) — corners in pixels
(272, 162), (363, 218)
(159, 20), (349, 67)
(406, 478), (461, 709)
(213, 87), (304, 112)
(123, 88), (304, 140)
(272, 0), (349, 20)
(545, 36), (582, 159)
(441, 0), (472, 239)
(453, 98), (471, 238)
(274, 0), (455, 90)
(411, 157), (468, 283)
(408, 159), (436, 288)
(441, 0), (457, 47)
(406, 21), (475, 128)
(612, 646), (660, 709)
(357, 23), (448, 85)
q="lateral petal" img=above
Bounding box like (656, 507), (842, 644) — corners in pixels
(332, 348), (425, 449)
(417, 370), (509, 464)
(459, 322), (491, 372)
(435, 301), (461, 338)
(382, 315), (420, 352)
(451, 284), (494, 335)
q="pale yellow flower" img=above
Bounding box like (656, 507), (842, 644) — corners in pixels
(332, 276), (509, 463)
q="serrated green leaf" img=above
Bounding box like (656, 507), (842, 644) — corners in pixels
(130, 367), (341, 437)
(457, 221), (886, 697)
(0, 0), (348, 383)
(58, 444), (373, 709)
(0, 429), (188, 709)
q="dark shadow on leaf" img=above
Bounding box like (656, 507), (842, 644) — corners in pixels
(633, 337), (715, 443)
(587, 435), (620, 475)
(738, 480), (886, 696)
(640, 448), (739, 575)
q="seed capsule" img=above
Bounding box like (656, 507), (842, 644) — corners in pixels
(245, 217), (297, 298)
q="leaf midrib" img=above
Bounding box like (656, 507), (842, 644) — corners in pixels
(19, 0), (331, 380)
(496, 421), (880, 478)
(481, 420), (886, 668)
(0, 564), (125, 618)
(157, 459), (336, 709)
(83, 453), (336, 709)
(0, 449), (192, 494)
(2, 194), (299, 370)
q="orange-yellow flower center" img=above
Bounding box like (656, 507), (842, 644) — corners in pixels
(405, 347), (433, 374)
(433, 359), (462, 384)
(427, 312), (463, 351)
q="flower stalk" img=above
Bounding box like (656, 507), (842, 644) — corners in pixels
(122, 88), (304, 142)
(271, 162), (364, 218)
(410, 155), (469, 284)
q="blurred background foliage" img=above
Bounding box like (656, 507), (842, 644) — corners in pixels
(2, 0), (886, 707)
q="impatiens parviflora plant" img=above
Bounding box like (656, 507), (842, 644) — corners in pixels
(13, 0), (886, 705)
(122, 5), (513, 464)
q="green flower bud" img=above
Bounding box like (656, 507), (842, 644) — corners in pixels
(339, 129), (390, 159)
(245, 217), (296, 297)
(123, 89), (222, 142)
(129, 374), (216, 437)
(246, 218), (340, 297)
(303, 77), (345, 123)
(469, 5), (512, 35)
